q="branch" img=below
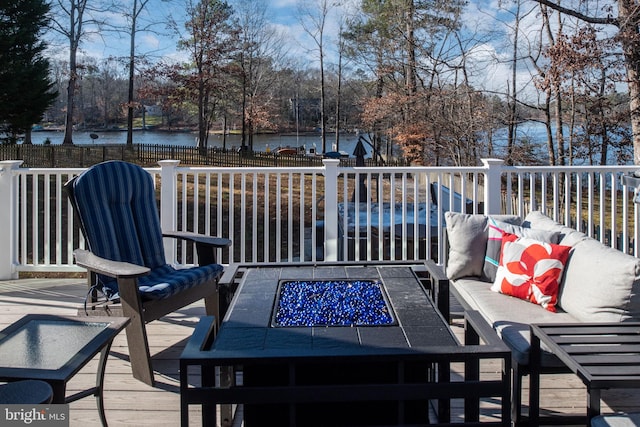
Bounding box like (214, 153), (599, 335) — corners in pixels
(532, 0), (619, 27)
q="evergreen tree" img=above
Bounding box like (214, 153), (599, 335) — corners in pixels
(0, 0), (57, 144)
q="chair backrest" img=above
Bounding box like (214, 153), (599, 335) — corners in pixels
(67, 161), (166, 270)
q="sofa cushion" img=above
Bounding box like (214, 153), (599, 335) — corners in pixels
(523, 210), (589, 247)
(483, 217), (561, 282)
(452, 278), (577, 366)
(559, 238), (640, 322)
(445, 212), (521, 280)
(491, 233), (571, 312)
(591, 413), (640, 427)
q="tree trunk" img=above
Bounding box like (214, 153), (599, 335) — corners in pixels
(544, 95), (556, 165)
(545, 4), (563, 166)
(320, 47), (326, 153)
(405, 0), (417, 96)
(198, 82), (207, 149)
(61, 2), (85, 146)
(24, 128), (33, 145)
(506, 0), (522, 165)
(335, 36), (343, 152)
(618, 0), (640, 165)
(241, 51), (247, 150)
(126, 0), (138, 147)
(553, 82), (565, 165)
(62, 65), (76, 145)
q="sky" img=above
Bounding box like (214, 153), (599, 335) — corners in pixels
(73, 0), (352, 67)
(47, 0), (604, 103)
(66, 0), (513, 93)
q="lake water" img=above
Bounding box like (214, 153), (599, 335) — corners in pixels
(31, 122), (630, 165)
(31, 130), (368, 156)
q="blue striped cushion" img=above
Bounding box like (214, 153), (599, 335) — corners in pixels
(101, 263), (224, 300)
(72, 161), (221, 300)
(73, 161), (166, 269)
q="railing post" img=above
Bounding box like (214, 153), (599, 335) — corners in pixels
(323, 159), (341, 261)
(482, 158), (505, 215)
(159, 160), (180, 265)
(0, 161), (23, 279)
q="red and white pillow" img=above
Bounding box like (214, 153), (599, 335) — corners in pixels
(483, 217), (560, 282)
(491, 232), (571, 312)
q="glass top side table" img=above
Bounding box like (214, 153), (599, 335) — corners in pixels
(0, 314), (129, 427)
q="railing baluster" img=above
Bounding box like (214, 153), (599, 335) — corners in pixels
(240, 172), (247, 262)
(253, 173), (259, 262)
(264, 172), (270, 262)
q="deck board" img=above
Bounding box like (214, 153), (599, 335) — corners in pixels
(0, 278), (638, 426)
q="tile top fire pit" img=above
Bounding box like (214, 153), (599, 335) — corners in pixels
(272, 279), (396, 327)
(210, 265), (458, 352)
(180, 264), (513, 427)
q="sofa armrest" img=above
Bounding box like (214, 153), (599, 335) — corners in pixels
(422, 260), (450, 321)
(464, 310), (503, 347)
(218, 263), (240, 288)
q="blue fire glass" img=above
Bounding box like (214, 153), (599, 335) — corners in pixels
(274, 280), (394, 327)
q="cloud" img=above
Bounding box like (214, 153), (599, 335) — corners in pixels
(271, 0), (298, 7)
(463, 42), (542, 102)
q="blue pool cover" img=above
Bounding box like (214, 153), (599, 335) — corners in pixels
(273, 280), (395, 327)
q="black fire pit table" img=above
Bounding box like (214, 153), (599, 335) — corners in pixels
(180, 264), (511, 426)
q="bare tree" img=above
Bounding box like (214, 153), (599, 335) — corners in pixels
(531, 0), (640, 164)
(335, 19), (346, 151)
(298, 0), (334, 153)
(346, 0), (469, 165)
(123, 0), (151, 146)
(235, 0), (290, 151)
(176, 0), (240, 149)
(505, 0), (525, 164)
(49, 0), (109, 145)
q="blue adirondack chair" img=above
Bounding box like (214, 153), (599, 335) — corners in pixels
(66, 161), (230, 385)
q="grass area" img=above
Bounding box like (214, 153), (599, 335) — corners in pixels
(132, 116), (162, 128)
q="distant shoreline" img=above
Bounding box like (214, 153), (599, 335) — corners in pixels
(32, 126), (354, 137)
(22, 129), (368, 157)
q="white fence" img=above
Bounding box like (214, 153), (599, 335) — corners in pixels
(0, 158), (637, 279)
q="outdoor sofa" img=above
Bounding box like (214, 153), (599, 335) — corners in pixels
(423, 210), (640, 424)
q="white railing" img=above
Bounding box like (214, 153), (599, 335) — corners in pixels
(501, 165), (640, 254)
(0, 158), (637, 279)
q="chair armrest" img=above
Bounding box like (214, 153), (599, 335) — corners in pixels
(162, 231), (231, 248)
(162, 231), (231, 266)
(73, 249), (150, 279)
(422, 259), (450, 322)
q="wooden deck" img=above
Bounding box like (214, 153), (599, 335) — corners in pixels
(1, 277), (639, 426)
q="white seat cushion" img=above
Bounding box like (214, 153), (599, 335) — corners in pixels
(591, 413), (640, 427)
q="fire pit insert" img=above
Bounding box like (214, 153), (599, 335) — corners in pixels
(272, 279), (396, 327)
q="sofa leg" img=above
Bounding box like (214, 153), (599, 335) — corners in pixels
(512, 361), (524, 426)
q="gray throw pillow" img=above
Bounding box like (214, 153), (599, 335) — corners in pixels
(559, 238), (640, 322)
(445, 212), (488, 279)
(445, 212), (522, 280)
(523, 210), (588, 247)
